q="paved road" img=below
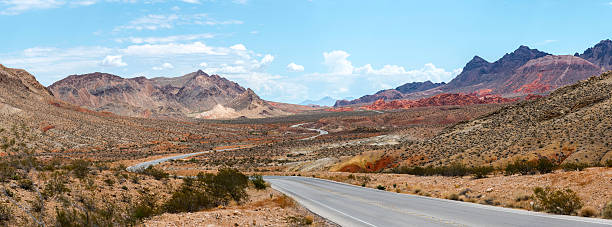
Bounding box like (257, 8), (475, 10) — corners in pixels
(264, 176), (612, 227)
(290, 123), (329, 140)
(126, 147), (240, 172)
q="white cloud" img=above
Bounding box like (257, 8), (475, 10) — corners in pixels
(115, 14), (179, 31)
(260, 54), (274, 65)
(233, 0), (247, 4)
(230, 44), (247, 51)
(115, 13), (242, 31)
(286, 62), (304, 72)
(152, 62), (174, 70)
(71, 1), (97, 6)
(199, 62), (208, 67)
(100, 55), (127, 67)
(203, 19), (243, 25)
(116, 33), (215, 44)
(323, 50), (354, 75)
(0, 0), (64, 15)
(123, 42), (222, 56)
(181, 0), (199, 3)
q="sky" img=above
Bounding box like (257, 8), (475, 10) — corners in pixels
(1, 0), (611, 104)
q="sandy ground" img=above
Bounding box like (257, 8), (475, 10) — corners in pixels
(144, 187), (336, 227)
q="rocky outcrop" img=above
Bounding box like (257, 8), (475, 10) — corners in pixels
(49, 71), (287, 119)
(500, 55), (602, 94)
(578, 39), (612, 71)
(0, 64), (53, 97)
(334, 81), (445, 107)
(442, 46), (550, 94)
(364, 93), (517, 110)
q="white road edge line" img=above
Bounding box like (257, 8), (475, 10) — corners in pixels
(302, 176), (612, 225)
(271, 181), (379, 227)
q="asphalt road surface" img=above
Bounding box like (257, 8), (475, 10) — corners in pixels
(264, 176), (612, 227)
(290, 123), (329, 140)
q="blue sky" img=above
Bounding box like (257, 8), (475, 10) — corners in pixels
(1, 0), (611, 104)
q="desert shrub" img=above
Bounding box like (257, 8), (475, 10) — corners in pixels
(202, 168), (249, 203)
(18, 178), (34, 190)
(579, 206), (597, 217)
(376, 185), (386, 190)
(128, 191), (159, 222)
(163, 168), (249, 213)
(471, 166), (495, 179)
(603, 201), (612, 219)
(273, 195), (295, 208)
(251, 175), (267, 190)
(139, 166), (169, 180)
(533, 187), (582, 215)
(605, 160), (612, 168)
(446, 193), (460, 201)
(68, 159), (91, 179)
(0, 161), (21, 182)
(0, 203), (11, 225)
(163, 185), (212, 213)
(285, 215), (313, 225)
(439, 163), (469, 177)
(505, 158), (557, 175)
(43, 171), (70, 198)
(560, 162), (590, 172)
(536, 158), (555, 174)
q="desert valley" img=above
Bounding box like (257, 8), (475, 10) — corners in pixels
(1, 1), (612, 226)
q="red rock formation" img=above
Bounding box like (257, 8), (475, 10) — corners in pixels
(364, 93), (518, 110)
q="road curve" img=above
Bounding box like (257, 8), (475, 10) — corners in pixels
(290, 123), (329, 140)
(264, 176), (612, 227)
(126, 147), (240, 172)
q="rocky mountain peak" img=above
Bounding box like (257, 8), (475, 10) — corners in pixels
(578, 39), (612, 71)
(463, 56), (491, 71)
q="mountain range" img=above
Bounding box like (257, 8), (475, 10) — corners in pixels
(335, 39), (612, 107)
(49, 70), (290, 119)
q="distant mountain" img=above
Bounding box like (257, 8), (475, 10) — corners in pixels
(300, 96), (336, 106)
(334, 81), (445, 107)
(49, 70), (289, 119)
(577, 39), (612, 71)
(442, 45), (550, 93)
(339, 41), (612, 109)
(499, 55), (602, 94)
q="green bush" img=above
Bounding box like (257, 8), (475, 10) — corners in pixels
(603, 201), (612, 219)
(536, 158), (555, 174)
(533, 187), (582, 215)
(68, 159), (91, 179)
(128, 191), (159, 222)
(471, 166), (495, 179)
(43, 171), (70, 198)
(560, 162), (590, 172)
(18, 178), (34, 191)
(0, 203), (11, 225)
(251, 175), (267, 190)
(139, 166), (169, 180)
(163, 185), (212, 213)
(376, 185), (386, 190)
(163, 168), (249, 214)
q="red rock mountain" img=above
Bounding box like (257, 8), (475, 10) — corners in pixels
(334, 81), (445, 107)
(338, 40), (611, 109)
(48, 70), (288, 119)
(499, 55), (602, 94)
(364, 93), (516, 110)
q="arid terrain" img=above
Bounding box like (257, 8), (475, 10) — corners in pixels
(1, 41), (612, 226)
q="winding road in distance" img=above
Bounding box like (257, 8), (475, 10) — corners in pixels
(126, 122), (327, 172)
(264, 176), (612, 227)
